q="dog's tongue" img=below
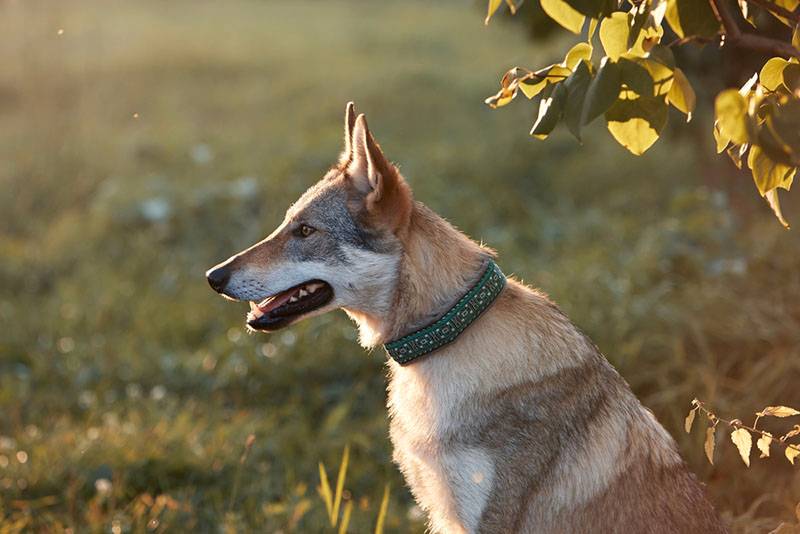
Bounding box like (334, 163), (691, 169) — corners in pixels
(254, 288), (296, 315)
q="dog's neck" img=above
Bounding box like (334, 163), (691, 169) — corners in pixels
(347, 201), (491, 348)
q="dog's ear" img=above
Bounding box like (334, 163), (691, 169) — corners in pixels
(347, 114), (412, 231)
(340, 102), (357, 164)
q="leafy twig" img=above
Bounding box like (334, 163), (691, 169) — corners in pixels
(692, 400), (800, 455)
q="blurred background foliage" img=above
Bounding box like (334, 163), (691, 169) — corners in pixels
(0, 0), (799, 532)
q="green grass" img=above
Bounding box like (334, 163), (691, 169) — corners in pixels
(1, 0), (799, 531)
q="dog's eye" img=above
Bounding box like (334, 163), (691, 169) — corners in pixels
(296, 224), (316, 238)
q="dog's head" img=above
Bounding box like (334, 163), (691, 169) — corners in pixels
(206, 103), (413, 335)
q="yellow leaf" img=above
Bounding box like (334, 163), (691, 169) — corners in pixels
(731, 428), (752, 467)
(605, 96), (668, 155)
(766, 189), (791, 229)
(685, 408), (696, 434)
(757, 406), (800, 418)
(485, 0), (503, 25)
(785, 445), (800, 465)
(715, 89), (748, 145)
(541, 0), (586, 34)
(760, 57), (789, 91)
(564, 42), (593, 70)
(667, 68), (696, 120)
(747, 146), (796, 196)
(757, 433), (772, 458)
(705, 426), (716, 465)
(713, 122), (731, 153)
(599, 12), (631, 61)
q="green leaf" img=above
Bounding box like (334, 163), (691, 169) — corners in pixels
(667, 67), (696, 120)
(485, 0), (504, 24)
(715, 89), (749, 145)
(564, 61), (592, 141)
(665, 0), (720, 39)
(768, 99), (800, 157)
(648, 44), (676, 69)
(620, 58), (654, 97)
(563, 0), (616, 18)
(542, 0), (586, 34)
(531, 83), (567, 139)
(599, 12), (631, 61)
(564, 42), (593, 70)
(783, 63), (800, 92)
(748, 145), (796, 195)
(760, 58), (789, 91)
(582, 59), (622, 125)
(605, 95), (669, 155)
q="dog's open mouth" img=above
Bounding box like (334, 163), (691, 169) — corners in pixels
(246, 280), (334, 331)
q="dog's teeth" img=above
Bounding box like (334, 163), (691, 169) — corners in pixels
(298, 289), (308, 298)
(289, 296), (298, 303)
(307, 283), (321, 292)
(248, 302), (264, 319)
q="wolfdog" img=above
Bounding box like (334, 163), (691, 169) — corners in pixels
(206, 103), (726, 533)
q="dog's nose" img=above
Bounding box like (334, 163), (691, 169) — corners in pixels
(206, 265), (231, 293)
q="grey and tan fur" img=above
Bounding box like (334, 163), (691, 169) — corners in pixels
(207, 103), (727, 533)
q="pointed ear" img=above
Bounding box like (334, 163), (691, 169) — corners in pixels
(340, 102), (357, 164)
(347, 114), (385, 195)
(346, 114), (412, 230)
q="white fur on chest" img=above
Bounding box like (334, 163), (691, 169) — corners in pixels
(387, 359), (494, 534)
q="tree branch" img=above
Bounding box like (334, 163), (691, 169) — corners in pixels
(708, 0), (800, 59)
(744, 0), (800, 24)
(693, 400), (800, 455)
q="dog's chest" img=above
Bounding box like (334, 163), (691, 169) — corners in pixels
(387, 362), (494, 534)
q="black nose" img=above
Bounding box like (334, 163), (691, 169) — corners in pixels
(206, 265), (231, 293)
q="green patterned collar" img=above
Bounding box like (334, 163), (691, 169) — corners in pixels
(384, 259), (507, 365)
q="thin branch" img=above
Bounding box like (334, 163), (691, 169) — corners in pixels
(708, 0), (800, 59)
(694, 400), (800, 454)
(667, 35), (715, 48)
(744, 0), (800, 24)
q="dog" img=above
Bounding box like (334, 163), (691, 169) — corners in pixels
(206, 103), (727, 533)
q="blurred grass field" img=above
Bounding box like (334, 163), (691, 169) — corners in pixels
(1, 0), (799, 531)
